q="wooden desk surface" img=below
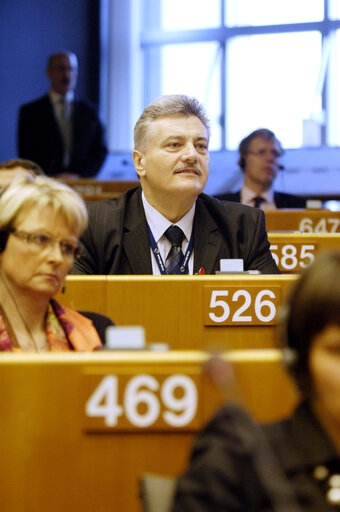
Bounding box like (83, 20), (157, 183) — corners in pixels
(58, 275), (297, 350)
(268, 232), (340, 272)
(0, 350), (297, 512)
(265, 209), (340, 232)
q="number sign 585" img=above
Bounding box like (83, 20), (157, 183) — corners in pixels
(270, 243), (316, 271)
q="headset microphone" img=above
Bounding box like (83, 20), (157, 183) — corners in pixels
(278, 165), (285, 171)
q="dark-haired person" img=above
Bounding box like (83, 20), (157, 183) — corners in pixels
(215, 128), (307, 209)
(0, 158), (44, 189)
(18, 51), (107, 179)
(71, 95), (279, 276)
(172, 251), (340, 511)
(0, 174), (112, 351)
(0, 158), (44, 175)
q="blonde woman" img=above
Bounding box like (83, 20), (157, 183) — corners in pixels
(0, 174), (104, 351)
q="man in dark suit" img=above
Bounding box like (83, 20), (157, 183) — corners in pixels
(18, 51), (107, 178)
(215, 128), (307, 209)
(71, 95), (279, 275)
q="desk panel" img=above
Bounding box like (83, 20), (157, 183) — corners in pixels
(268, 232), (340, 272)
(0, 351), (297, 512)
(60, 276), (107, 314)
(265, 209), (340, 232)
(58, 276), (296, 350)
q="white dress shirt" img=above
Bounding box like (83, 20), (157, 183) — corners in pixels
(49, 90), (74, 166)
(142, 191), (195, 275)
(240, 184), (276, 210)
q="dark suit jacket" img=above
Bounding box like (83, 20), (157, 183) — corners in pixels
(214, 190), (307, 208)
(78, 311), (114, 346)
(18, 94), (107, 177)
(173, 401), (336, 512)
(71, 186), (279, 275)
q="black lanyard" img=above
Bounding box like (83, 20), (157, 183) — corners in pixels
(147, 224), (194, 275)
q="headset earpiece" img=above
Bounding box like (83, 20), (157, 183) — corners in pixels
(238, 157), (245, 170)
(0, 231), (9, 253)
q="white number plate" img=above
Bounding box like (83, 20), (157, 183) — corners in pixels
(270, 243), (317, 272)
(204, 286), (280, 325)
(299, 217), (340, 233)
(83, 373), (200, 431)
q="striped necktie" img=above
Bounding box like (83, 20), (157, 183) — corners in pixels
(59, 97), (72, 167)
(164, 226), (185, 275)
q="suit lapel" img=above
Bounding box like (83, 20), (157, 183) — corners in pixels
(122, 189), (153, 274)
(121, 191), (230, 275)
(193, 198), (225, 274)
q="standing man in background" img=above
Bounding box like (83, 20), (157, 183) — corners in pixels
(17, 51), (107, 179)
(215, 128), (307, 209)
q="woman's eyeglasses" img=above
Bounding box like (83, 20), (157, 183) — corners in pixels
(10, 229), (81, 258)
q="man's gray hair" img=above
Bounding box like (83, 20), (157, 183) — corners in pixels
(134, 94), (210, 151)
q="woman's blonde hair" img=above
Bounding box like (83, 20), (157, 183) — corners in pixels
(0, 174), (88, 236)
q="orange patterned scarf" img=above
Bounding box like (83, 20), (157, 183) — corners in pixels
(0, 299), (102, 352)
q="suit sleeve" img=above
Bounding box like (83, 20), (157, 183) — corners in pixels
(199, 196), (279, 275)
(246, 209), (280, 274)
(70, 199), (123, 275)
(72, 102), (108, 177)
(172, 405), (268, 512)
(71, 201), (105, 274)
(18, 106), (34, 160)
(83, 116), (107, 177)
(71, 229), (98, 275)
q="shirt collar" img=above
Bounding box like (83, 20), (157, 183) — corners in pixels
(241, 184), (274, 206)
(49, 90), (75, 105)
(141, 191), (195, 243)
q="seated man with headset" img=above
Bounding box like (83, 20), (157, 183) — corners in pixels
(215, 128), (307, 209)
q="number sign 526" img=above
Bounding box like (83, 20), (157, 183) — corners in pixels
(204, 286), (280, 325)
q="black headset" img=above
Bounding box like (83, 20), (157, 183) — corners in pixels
(0, 231), (9, 253)
(238, 157), (246, 170)
(0, 184), (9, 253)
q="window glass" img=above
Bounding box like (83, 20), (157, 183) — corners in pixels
(328, 30), (340, 145)
(225, 0), (324, 26)
(226, 32), (322, 149)
(161, 0), (221, 30)
(329, 0), (340, 19)
(160, 42), (221, 149)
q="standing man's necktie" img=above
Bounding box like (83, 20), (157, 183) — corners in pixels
(59, 97), (72, 167)
(253, 196), (265, 209)
(164, 225), (185, 274)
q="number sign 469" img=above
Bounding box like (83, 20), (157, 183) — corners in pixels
(84, 373), (199, 431)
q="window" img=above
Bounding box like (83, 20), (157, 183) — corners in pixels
(140, 0), (340, 150)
